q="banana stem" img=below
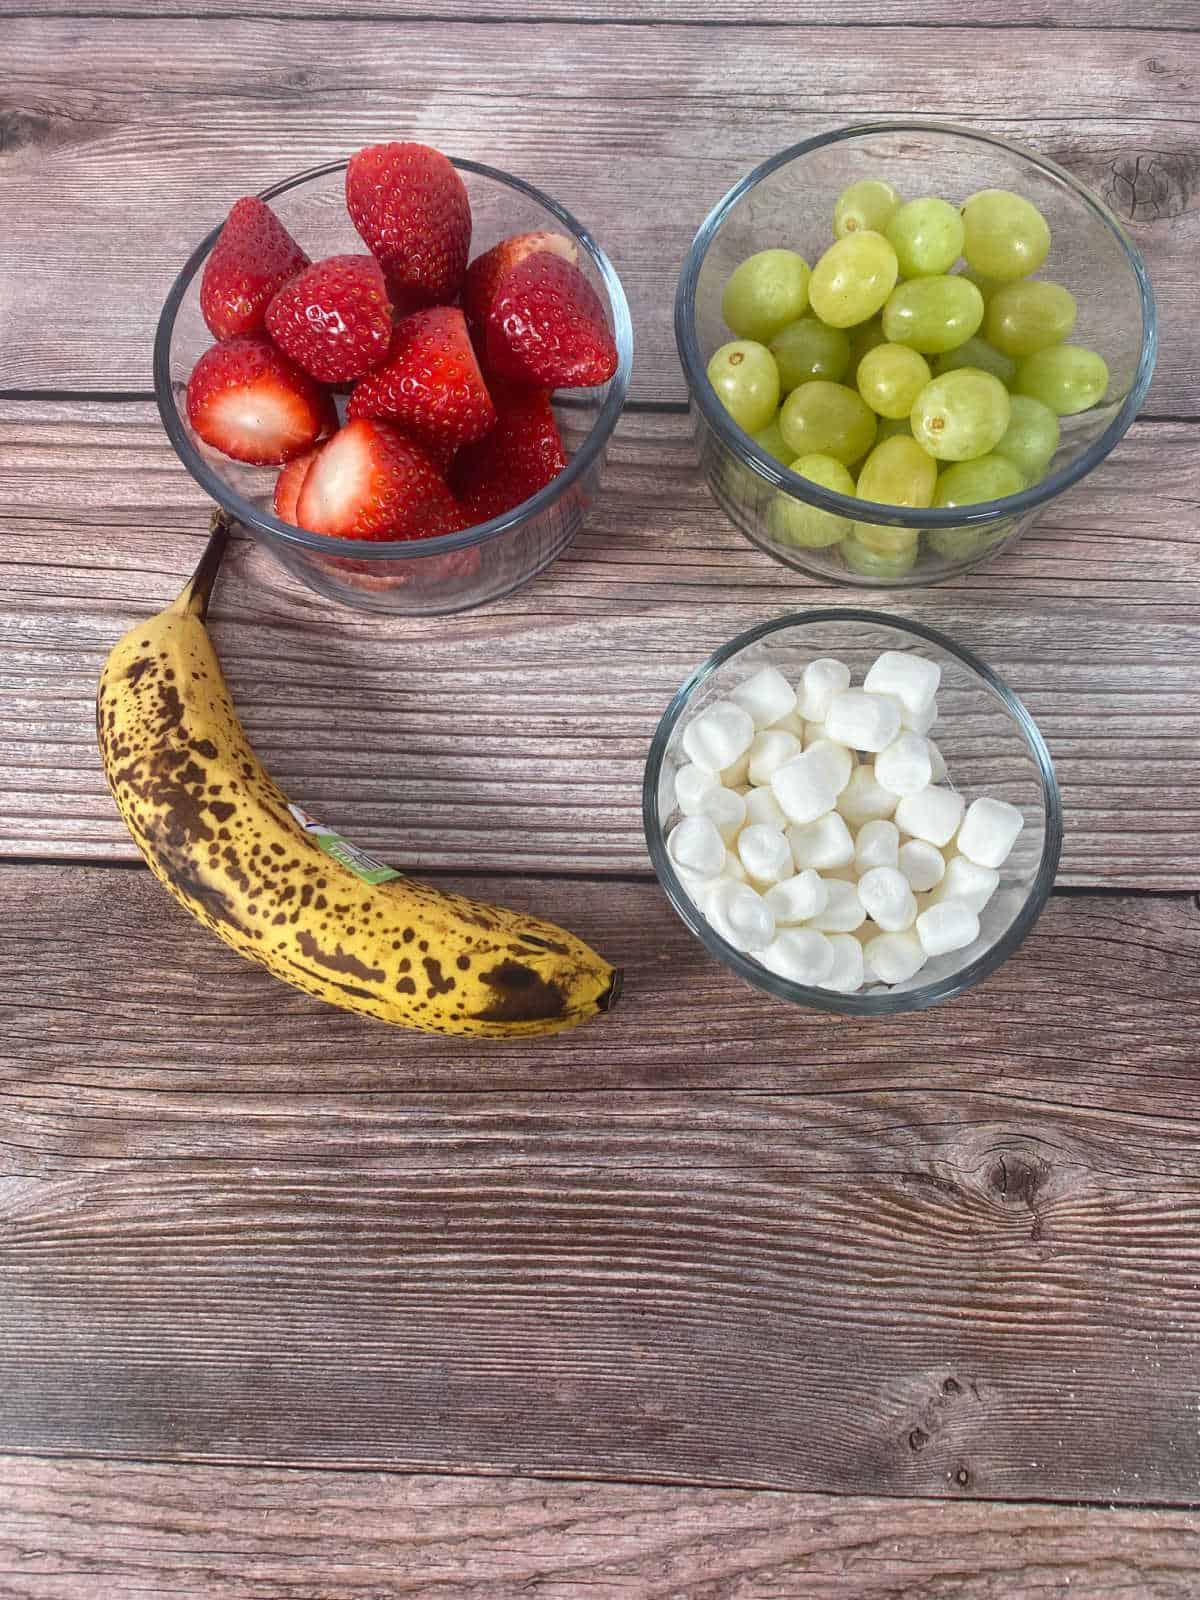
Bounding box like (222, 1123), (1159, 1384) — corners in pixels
(177, 510), (233, 620)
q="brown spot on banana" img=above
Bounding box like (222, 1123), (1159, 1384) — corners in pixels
(295, 929), (386, 985)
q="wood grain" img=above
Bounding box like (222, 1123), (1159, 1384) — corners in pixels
(1, 19), (1196, 407)
(3, 1457), (1200, 1600)
(3, 401), (1198, 885)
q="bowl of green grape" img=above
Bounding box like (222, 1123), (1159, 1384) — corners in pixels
(674, 122), (1157, 586)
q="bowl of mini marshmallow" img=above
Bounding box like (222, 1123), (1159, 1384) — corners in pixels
(643, 611), (1063, 1014)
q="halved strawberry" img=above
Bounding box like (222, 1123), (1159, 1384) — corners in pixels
(452, 380), (567, 522)
(463, 230), (578, 337)
(200, 197), (310, 341)
(347, 306), (496, 447)
(486, 250), (619, 389)
(345, 142), (471, 308)
(265, 255), (392, 384)
(295, 419), (466, 541)
(186, 337), (335, 466)
(273, 449), (318, 524)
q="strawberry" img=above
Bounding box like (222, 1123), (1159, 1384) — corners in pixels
(200, 197), (310, 341)
(265, 255), (393, 384)
(486, 250), (619, 389)
(462, 230), (578, 337)
(186, 337), (335, 466)
(345, 142), (471, 307)
(452, 380), (567, 522)
(272, 449), (318, 524)
(295, 419), (467, 541)
(347, 306), (496, 447)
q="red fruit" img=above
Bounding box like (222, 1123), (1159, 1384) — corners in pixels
(452, 380), (567, 522)
(273, 449), (318, 524)
(186, 337), (335, 466)
(463, 230), (578, 336)
(347, 306), (496, 447)
(295, 419), (466, 541)
(265, 255), (393, 384)
(486, 250), (618, 388)
(345, 142), (471, 307)
(200, 197), (310, 341)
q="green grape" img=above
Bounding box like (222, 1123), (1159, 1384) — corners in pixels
(885, 197), (965, 278)
(993, 393), (1059, 480)
(779, 380), (878, 466)
(875, 415), (913, 443)
(752, 415), (793, 464)
(853, 521), (922, 556)
(721, 249), (811, 343)
(961, 189), (1051, 282)
(1013, 345), (1109, 416)
(932, 454), (1026, 507)
(842, 535), (918, 579)
(847, 314), (887, 379)
(910, 368), (1011, 461)
(706, 340), (780, 433)
(932, 335), (1017, 387)
(808, 232), (899, 329)
(769, 453), (856, 548)
(985, 279), (1076, 358)
(883, 275), (984, 355)
(855, 435), (937, 509)
(833, 179), (902, 239)
(926, 525), (1004, 561)
(957, 265), (1003, 302)
(856, 342), (932, 419)
(769, 317), (851, 391)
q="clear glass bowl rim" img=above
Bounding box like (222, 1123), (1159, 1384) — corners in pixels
(642, 608), (1064, 1016)
(674, 119), (1159, 530)
(154, 156), (634, 561)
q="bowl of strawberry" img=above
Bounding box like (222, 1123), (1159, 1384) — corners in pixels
(155, 142), (632, 612)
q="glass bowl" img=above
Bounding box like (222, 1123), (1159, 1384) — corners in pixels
(675, 122), (1157, 588)
(155, 158), (633, 614)
(643, 611), (1063, 1015)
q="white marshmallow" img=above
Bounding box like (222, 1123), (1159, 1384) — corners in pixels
(957, 796), (1025, 869)
(757, 927), (836, 985)
(916, 898), (981, 958)
(721, 750), (752, 789)
(737, 823), (793, 885)
(763, 869), (828, 925)
(798, 658), (852, 722)
(743, 786), (788, 830)
(863, 650), (941, 724)
(771, 740), (853, 825)
(836, 765), (898, 826)
(705, 879), (776, 952)
(894, 785), (965, 848)
(699, 784), (747, 843)
(824, 689), (902, 754)
(857, 865), (918, 932)
(681, 700), (755, 774)
(667, 814), (725, 877)
(863, 930), (927, 985)
(926, 739), (948, 782)
(887, 693), (938, 736)
(898, 839), (946, 893)
(821, 933), (865, 993)
(748, 729), (802, 787)
(675, 864), (723, 908)
(875, 732), (933, 798)
(809, 879), (866, 933)
(675, 763), (720, 817)
(730, 664), (797, 729)
(855, 819), (900, 872)
(932, 855), (999, 914)
(788, 811), (855, 870)
(773, 710), (808, 739)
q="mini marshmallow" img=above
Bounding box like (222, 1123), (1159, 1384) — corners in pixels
(723, 849), (749, 884)
(798, 658), (852, 722)
(803, 720), (827, 747)
(887, 693), (938, 736)
(926, 739), (948, 782)
(857, 865), (918, 932)
(894, 785), (965, 848)
(667, 814), (725, 877)
(957, 796), (1025, 869)
(771, 740), (853, 825)
(774, 710), (808, 740)
(730, 664), (797, 729)
(681, 699), (754, 775)
(855, 819), (900, 872)
(675, 762), (720, 817)
(748, 729), (802, 787)
(675, 864), (723, 907)
(898, 839), (946, 893)
(763, 869), (828, 925)
(721, 750), (752, 789)
(931, 854), (999, 914)
(916, 898), (980, 958)
(743, 786), (788, 830)
(863, 930), (926, 985)
(809, 878), (866, 933)
(824, 689), (902, 754)
(875, 732), (933, 798)
(788, 811), (855, 870)
(737, 823), (793, 885)
(822, 933), (865, 993)
(706, 879), (776, 952)
(837, 765), (898, 826)
(699, 784), (747, 843)
(757, 927), (836, 984)
(863, 650), (941, 724)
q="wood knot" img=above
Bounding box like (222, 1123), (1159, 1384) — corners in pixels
(909, 1428), (929, 1452)
(955, 1465), (971, 1488)
(988, 1150), (1046, 1206)
(1102, 151), (1199, 223)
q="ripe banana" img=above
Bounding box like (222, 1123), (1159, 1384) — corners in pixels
(96, 513), (621, 1038)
